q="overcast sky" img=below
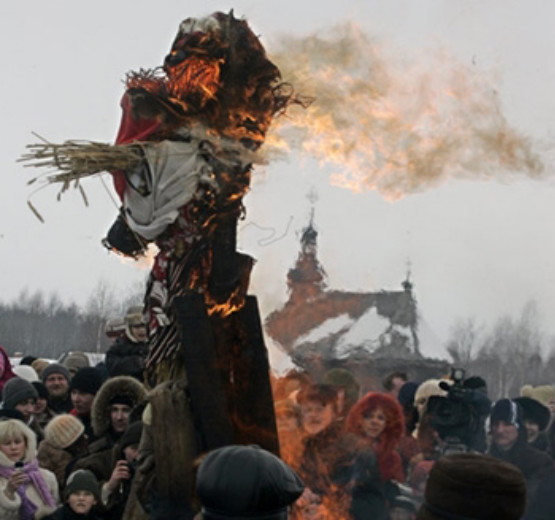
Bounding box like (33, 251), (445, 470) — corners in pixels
(2, 1), (555, 359)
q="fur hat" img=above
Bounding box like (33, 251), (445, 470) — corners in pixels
(196, 445), (304, 520)
(31, 359), (50, 378)
(414, 379), (449, 410)
(65, 469), (100, 502)
(521, 384), (555, 407)
(91, 376), (146, 437)
(514, 396), (551, 431)
(45, 414), (85, 449)
(63, 352), (90, 377)
(416, 453), (526, 520)
(12, 365), (39, 382)
(2, 377), (38, 409)
(41, 363), (70, 383)
(125, 306), (146, 327)
(70, 367), (103, 395)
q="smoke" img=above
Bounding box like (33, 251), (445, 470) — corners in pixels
(267, 23), (545, 199)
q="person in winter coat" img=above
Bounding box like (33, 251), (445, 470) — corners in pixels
(2, 378), (44, 442)
(297, 384), (387, 520)
(42, 469), (103, 520)
(105, 307), (149, 382)
(514, 396), (552, 454)
(69, 368), (105, 443)
(346, 392), (406, 484)
(31, 383), (56, 431)
(488, 398), (554, 514)
(0, 345), (17, 394)
(0, 419), (59, 519)
(38, 415), (89, 493)
(74, 376), (146, 483)
(101, 421), (142, 520)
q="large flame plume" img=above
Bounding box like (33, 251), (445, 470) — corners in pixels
(267, 23), (545, 199)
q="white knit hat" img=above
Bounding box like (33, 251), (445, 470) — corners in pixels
(45, 414), (85, 449)
(13, 365), (39, 382)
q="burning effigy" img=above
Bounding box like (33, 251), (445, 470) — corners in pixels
(20, 12), (310, 511)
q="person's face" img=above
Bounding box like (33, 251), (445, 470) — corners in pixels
(110, 404), (131, 433)
(129, 324), (147, 342)
(546, 399), (555, 417)
(15, 398), (36, 421)
(71, 390), (95, 416)
(34, 397), (48, 415)
(300, 400), (336, 435)
(67, 491), (97, 515)
(361, 407), (387, 440)
(124, 444), (139, 463)
(491, 420), (519, 450)
(524, 420), (540, 443)
(0, 435), (26, 462)
(44, 373), (69, 398)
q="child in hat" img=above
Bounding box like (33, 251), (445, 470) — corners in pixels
(43, 469), (103, 520)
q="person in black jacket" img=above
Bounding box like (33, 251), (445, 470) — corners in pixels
(488, 399), (554, 515)
(105, 307), (149, 382)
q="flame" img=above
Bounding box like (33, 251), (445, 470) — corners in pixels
(266, 23), (545, 199)
(117, 243), (158, 269)
(166, 56), (222, 109)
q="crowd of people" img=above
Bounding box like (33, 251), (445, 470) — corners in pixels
(0, 307), (554, 519)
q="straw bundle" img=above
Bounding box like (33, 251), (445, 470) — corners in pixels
(19, 138), (143, 188)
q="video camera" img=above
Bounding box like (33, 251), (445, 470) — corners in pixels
(426, 368), (491, 455)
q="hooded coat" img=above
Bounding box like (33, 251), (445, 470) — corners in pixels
(74, 376), (146, 483)
(0, 421), (60, 520)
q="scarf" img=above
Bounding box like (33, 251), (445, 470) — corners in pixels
(0, 459), (57, 520)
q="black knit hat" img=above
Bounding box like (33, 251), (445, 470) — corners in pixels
(196, 445), (304, 520)
(513, 396), (551, 431)
(2, 377), (38, 409)
(65, 469), (100, 502)
(416, 453), (526, 520)
(490, 398), (523, 429)
(70, 367), (103, 395)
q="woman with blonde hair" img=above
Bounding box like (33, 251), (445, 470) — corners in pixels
(0, 419), (59, 519)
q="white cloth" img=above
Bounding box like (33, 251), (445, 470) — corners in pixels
(124, 140), (213, 240)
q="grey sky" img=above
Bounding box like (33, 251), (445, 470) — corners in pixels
(2, 1), (555, 358)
